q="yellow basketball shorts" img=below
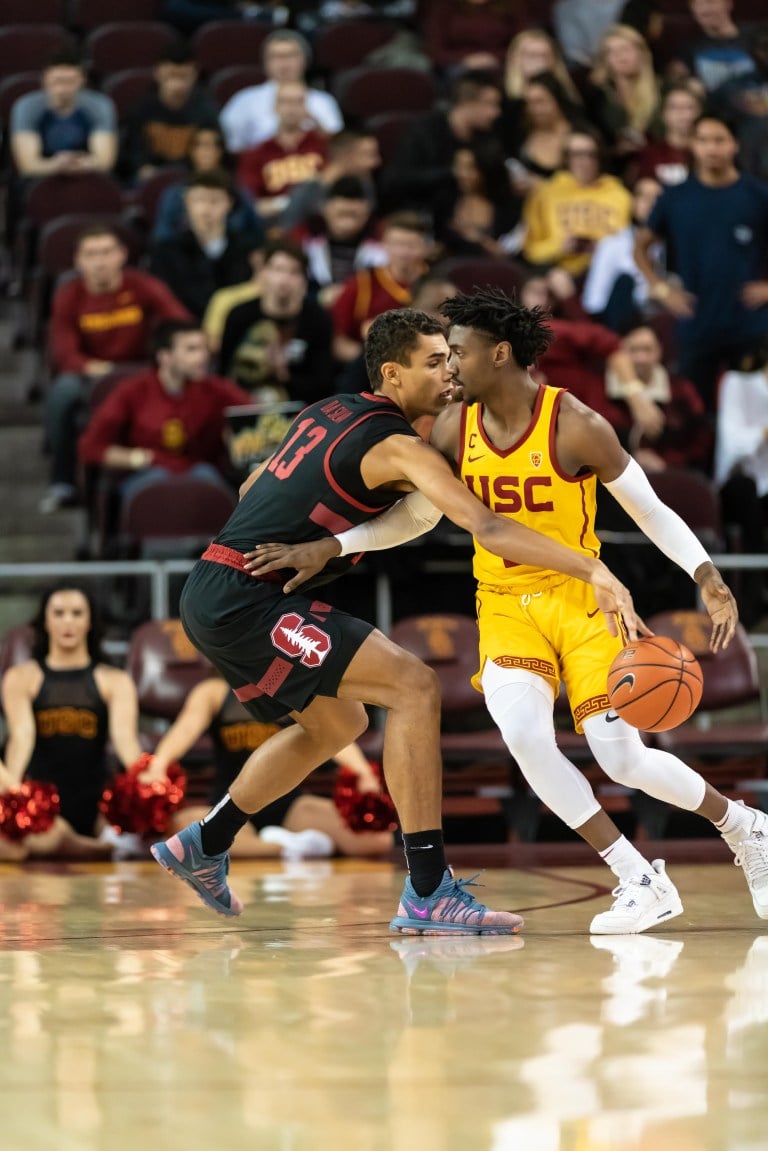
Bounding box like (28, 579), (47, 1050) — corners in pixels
(474, 576), (626, 733)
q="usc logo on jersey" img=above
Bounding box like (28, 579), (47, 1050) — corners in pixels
(464, 473), (555, 514)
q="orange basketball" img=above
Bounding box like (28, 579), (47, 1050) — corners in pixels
(607, 636), (703, 732)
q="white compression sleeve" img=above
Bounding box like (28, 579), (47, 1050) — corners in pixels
(603, 457), (711, 579)
(335, 490), (443, 557)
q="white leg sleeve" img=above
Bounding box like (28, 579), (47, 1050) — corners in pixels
(583, 712), (706, 812)
(482, 662), (602, 830)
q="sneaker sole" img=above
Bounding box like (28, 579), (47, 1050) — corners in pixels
(389, 916), (522, 936)
(751, 897), (768, 920)
(151, 842), (242, 918)
(590, 893), (684, 936)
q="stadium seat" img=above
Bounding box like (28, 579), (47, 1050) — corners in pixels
(207, 65), (264, 109)
(192, 21), (269, 77)
(126, 165), (187, 231)
(0, 25), (70, 75)
(73, 0), (161, 29)
(366, 110), (419, 167)
(436, 257), (526, 296)
(126, 618), (213, 721)
(25, 173), (125, 229)
(0, 1), (65, 25)
(102, 67), (156, 119)
(85, 22), (179, 80)
(314, 20), (399, 74)
(118, 474), (237, 558)
(334, 67), (438, 121)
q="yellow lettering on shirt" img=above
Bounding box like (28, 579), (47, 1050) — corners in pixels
(37, 707), (98, 739)
(79, 306), (144, 333)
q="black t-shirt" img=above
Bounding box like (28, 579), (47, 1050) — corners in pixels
(216, 390), (420, 590)
(218, 294), (334, 402)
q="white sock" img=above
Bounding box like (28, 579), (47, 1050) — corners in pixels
(260, 826), (334, 860)
(714, 800), (764, 849)
(598, 835), (653, 882)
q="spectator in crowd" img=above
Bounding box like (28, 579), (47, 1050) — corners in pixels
(331, 211), (431, 362)
(281, 128), (381, 229)
(293, 176), (383, 307)
(144, 673), (394, 859)
(585, 24), (661, 163)
(219, 238), (334, 401)
(675, 0), (757, 95)
(10, 49), (117, 178)
(504, 72), (588, 195)
(632, 82), (701, 187)
(522, 128), (632, 276)
(0, 584), (144, 860)
(41, 225), (191, 514)
(162, 0), (290, 35)
(433, 138), (521, 258)
(610, 323), (712, 470)
(220, 30), (343, 153)
(504, 28), (583, 105)
(385, 70), (502, 211)
(77, 320), (250, 514)
(553, 0), (625, 68)
(582, 175), (662, 331)
(634, 114), (768, 410)
(419, 0), (526, 72)
(149, 170), (257, 320)
(236, 82), (329, 220)
(202, 247), (264, 355)
(715, 344), (768, 625)
(152, 126), (264, 242)
(119, 44), (219, 185)
(713, 20), (768, 126)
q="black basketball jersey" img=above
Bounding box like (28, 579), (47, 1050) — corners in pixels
(25, 662), (110, 836)
(216, 391), (420, 587)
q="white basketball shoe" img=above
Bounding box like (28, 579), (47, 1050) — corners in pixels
(590, 859), (684, 935)
(733, 815), (768, 920)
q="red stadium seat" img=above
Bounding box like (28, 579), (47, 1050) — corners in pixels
(102, 67), (156, 119)
(366, 110), (419, 167)
(128, 165), (187, 230)
(118, 475), (237, 558)
(0, 1), (64, 24)
(192, 21), (269, 77)
(207, 65), (264, 109)
(0, 25), (69, 75)
(436, 257), (526, 297)
(24, 173), (124, 228)
(126, 618), (213, 721)
(73, 0), (161, 29)
(334, 67), (438, 120)
(85, 22), (179, 80)
(314, 20), (399, 74)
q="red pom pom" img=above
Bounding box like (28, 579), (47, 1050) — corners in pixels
(0, 781), (60, 841)
(99, 754), (187, 836)
(333, 763), (398, 833)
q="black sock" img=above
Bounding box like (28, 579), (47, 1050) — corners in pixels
(199, 794), (250, 856)
(402, 829), (446, 896)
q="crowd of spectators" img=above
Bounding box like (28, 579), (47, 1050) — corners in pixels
(2, 0), (768, 626)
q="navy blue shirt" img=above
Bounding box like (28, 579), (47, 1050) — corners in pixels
(648, 173), (768, 343)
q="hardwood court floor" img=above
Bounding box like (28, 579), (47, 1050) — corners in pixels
(0, 855), (766, 1151)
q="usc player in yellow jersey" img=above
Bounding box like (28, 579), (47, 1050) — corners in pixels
(248, 292), (768, 935)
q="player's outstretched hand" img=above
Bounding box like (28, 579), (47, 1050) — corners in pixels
(590, 561), (651, 641)
(243, 538), (341, 594)
(699, 571), (738, 652)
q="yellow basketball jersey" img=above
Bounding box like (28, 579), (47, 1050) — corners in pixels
(459, 384), (600, 592)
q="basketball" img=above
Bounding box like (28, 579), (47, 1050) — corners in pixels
(607, 636), (704, 732)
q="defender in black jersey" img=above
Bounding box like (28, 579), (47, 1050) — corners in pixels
(152, 308), (638, 931)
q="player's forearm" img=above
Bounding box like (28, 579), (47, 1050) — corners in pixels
(604, 457), (710, 578)
(475, 516), (599, 582)
(335, 492), (443, 554)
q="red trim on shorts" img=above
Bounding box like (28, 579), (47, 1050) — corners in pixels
(235, 657), (294, 701)
(201, 543), (282, 583)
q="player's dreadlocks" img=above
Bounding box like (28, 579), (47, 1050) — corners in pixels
(440, 287), (554, 368)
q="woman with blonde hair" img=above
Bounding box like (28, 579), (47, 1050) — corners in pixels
(586, 24), (660, 160)
(504, 29), (581, 102)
